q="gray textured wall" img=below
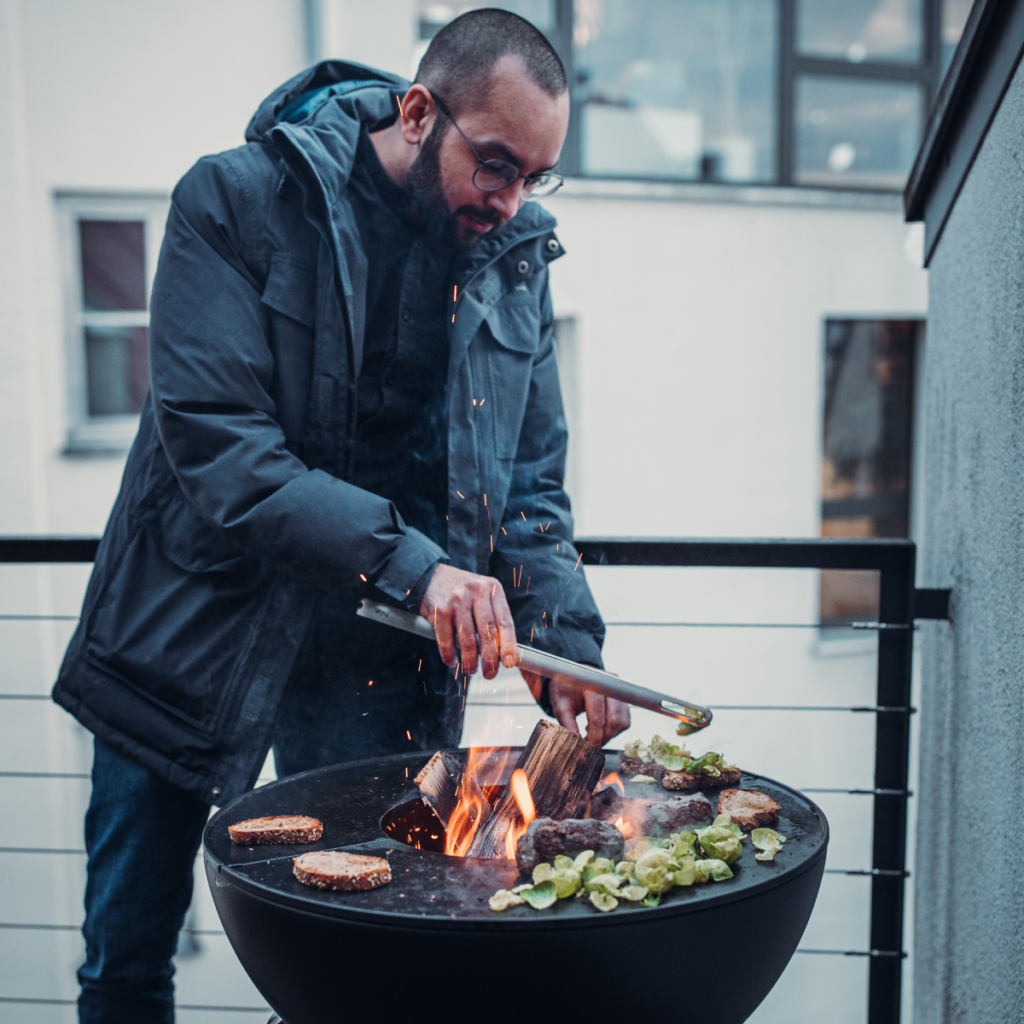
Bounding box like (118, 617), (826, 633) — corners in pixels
(914, 59), (1024, 1024)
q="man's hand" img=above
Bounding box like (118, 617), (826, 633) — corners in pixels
(420, 564), (517, 680)
(521, 671), (631, 748)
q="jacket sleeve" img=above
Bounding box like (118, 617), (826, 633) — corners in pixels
(490, 279), (605, 668)
(148, 154), (445, 597)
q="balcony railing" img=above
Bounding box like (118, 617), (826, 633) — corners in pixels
(0, 536), (949, 1024)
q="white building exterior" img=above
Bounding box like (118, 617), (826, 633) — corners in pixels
(0, 2), (927, 1022)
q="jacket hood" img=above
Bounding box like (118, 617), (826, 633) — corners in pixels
(246, 60), (408, 142)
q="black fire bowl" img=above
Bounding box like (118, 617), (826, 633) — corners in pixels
(204, 750), (828, 1024)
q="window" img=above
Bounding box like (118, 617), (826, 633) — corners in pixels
(415, 0), (973, 191)
(57, 194), (167, 453)
(820, 318), (921, 626)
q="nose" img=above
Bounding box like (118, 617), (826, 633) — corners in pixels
(485, 181), (525, 220)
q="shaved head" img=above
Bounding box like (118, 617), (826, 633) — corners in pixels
(415, 7), (567, 117)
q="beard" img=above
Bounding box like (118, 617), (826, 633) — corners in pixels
(406, 123), (502, 250)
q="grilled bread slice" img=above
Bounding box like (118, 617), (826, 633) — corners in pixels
(292, 851), (391, 891)
(716, 789), (780, 831)
(662, 767), (741, 791)
(228, 815), (323, 845)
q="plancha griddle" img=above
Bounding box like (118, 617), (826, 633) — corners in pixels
(204, 749), (827, 1023)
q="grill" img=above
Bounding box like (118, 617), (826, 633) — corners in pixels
(204, 748), (828, 1023)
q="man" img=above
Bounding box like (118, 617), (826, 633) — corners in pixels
(53, 8), (628, 1022)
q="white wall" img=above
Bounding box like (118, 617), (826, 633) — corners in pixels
(546, 184), (927, 537)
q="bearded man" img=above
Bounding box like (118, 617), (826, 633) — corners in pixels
(53, 9), (629, 1022)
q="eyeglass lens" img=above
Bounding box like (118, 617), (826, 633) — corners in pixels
(472, 162), (562, 198)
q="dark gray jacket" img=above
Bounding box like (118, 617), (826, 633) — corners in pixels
(52, 61), (604, 804)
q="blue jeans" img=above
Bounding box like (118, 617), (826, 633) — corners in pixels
(78, 738), (209, 1023)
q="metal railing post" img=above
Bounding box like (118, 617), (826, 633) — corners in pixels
(867, 546), (916, 1023)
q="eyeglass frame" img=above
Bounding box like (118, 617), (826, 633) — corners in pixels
(427, 92), (565, 200)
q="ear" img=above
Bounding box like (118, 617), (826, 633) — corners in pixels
(399, 84), (437, 146)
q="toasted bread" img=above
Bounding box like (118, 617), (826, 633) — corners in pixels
(228, 815), (323, 845)
(716, 789), (780, 831)
(662, 767), (741, 791)
(292, 851), (391, 891)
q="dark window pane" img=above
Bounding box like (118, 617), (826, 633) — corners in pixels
(575, 0), (777, 182)
(795, 75), (921, 189)
(418, 1), (554, 39)
(941, 0), (973, 76)
(797, 0), (922, 64)
(85, 326), (149, 416)
(79, 220), (147, 312)
(820, 319), (919, 626)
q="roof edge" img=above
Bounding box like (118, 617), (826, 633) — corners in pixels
(903, 0), (1024, 262)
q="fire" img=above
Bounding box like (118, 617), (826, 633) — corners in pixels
(504, 768), (536, 859)
(445, 746), (517, 857)
(614, 815), (633, 838)
(596, 772), (625, 795)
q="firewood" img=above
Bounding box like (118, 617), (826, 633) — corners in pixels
(414, 751), (461, 826)
(467, 721), (605, 858)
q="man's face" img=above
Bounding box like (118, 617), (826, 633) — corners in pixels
(407, 55), (569, 249)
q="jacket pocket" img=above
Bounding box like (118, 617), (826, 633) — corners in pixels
(260, 255), (316, 328)
(84, 488), (269, 734)
(483, 292), (541, 459)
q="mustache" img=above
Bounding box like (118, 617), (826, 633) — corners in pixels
(455, 205), (503, 227)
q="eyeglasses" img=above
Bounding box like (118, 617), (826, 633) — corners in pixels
(430, 93), (564, 200)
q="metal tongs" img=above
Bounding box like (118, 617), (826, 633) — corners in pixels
(356, 598), (713, 732)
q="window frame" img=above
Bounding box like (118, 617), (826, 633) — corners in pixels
(56, 191), (168, 455)
(553, 0), (946, 191)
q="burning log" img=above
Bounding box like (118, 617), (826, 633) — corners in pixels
(414, 751), (461, 827)
(467, 721), (605, 859)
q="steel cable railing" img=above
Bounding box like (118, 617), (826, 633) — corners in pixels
(0, 536), (948, 1023)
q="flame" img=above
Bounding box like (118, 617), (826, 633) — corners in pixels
(445, 746), (518, 857)
(614, 815), (633, 838)
(504, 768), (536, 859)
(596, 771), (625, 795)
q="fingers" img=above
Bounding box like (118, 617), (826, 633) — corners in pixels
(453, 601), (479, 676)
(490, 582), (519, 672)
(583, 690), (608, 747)
(429, 603), (457, 667)
(419, 564), (515, 680)
(548, 678), (583, 736)
(601, 697), (631, 745)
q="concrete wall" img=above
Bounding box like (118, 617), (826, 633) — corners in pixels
(913, 53), (1024, 1024)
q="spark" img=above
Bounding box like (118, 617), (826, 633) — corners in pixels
(501, 526), (507, 535)
(546, 521), (551, 530)
(359, 573), (367, 581)
(574, 552), (583, 571)
(433, 605), (437, 625)
(453, 285), (458, 302)
(396, 93), (405, 117)
(530, 627), (534, 641)
(406, 730), (412, 741)
(418, 659), (422, 671)
(520, 511), (526, 520)
(456, 491), (465, 499)
(480, 398), (485, 405)
(483, 493), (487, 506)
(368, 680), (373, 686)
(452, 313), (455, 322)
(490, 534), (494, 551)
(525, 576), (530, 595)
(406, 589), (410, 595)
(491, 583), (496, 596)
(405, 766), (409, 777)
(473, 399), (477, 406)
(556, 543), (560, 551)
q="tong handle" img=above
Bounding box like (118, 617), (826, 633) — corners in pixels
(356, 599), (712, 730)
